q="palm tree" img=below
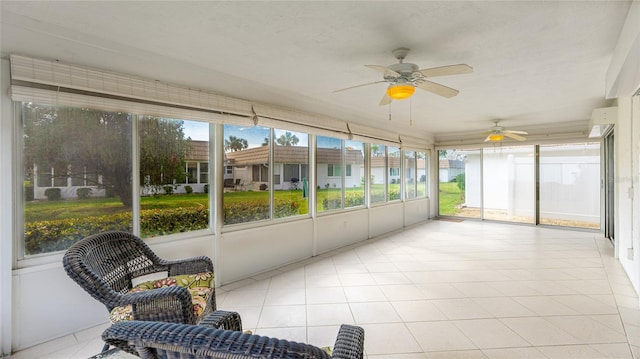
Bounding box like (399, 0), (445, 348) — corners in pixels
(276, 132), (299, 146)
(371, 144), (380, 156)
(224, 136), (248, 152)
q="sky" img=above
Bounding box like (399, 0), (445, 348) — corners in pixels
(182, 120), (351, 149)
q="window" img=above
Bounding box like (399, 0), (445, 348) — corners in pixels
(187, 162), (198, 183)
(370, 144), (387, 204)
(344, 140), (365, 208)
(405, 150), (416, 199)
(273, 128), (309, 218)
(223, 125), (270, 225)
(317, 136), (343, 212)
(200, 162), (209, 184)
(21, 103), (133, 256)
(139, 116), (210, 237)
(417, 151), (427, 197)
(327, 164), (341, 177)
(388, 146), (401, 201)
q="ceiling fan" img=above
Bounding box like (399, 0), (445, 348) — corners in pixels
(334, 47), (473, 106)
(484, 120), (528, 142)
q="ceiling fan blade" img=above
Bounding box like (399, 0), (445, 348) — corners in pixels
(484, 135), (493, 142)
(379, 93), (392, 106)
(365, 65), (401, 78)
(504, 130), (528, 135)
(504, 132), (527, 141)
(416, 80), (459, 98)
(333, 80), (387, 93)
(419, 64), (473, 78)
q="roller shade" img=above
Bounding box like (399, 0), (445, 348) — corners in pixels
(255, 116), (350, 140)
(252, 103), (350, 134)
(347, 122), (400, 146)
(9, 85), (253, 126)
(9, 54), (255, 120)
(399, 135), (431, 150)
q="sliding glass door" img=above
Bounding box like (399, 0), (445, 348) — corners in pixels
(438, 143), (601, 229)
(482, 146), (535, 223)
(438, 149), (480, 218)
(539, 143), (601, 229)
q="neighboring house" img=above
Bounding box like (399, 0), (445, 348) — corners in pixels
(439, 159), (465, 182)
(31, 140), (210, 199)
(225, 145), (364, 190)
(370, 156), (401, 184)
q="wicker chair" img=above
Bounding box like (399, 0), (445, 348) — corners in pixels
(63, 231), (236, 330)
(103, 315), (365, 359)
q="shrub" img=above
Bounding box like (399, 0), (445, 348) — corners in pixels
(345, 192), (364, 207)
(140, 206), (208, 237)
(44, 188), (61, 201)
(322, 198), (342, 210)
(24, 185), (34, 201)
(76, 187), (92, 199)
(184, 185), (193, 194)
(163, 185), (175, 195)
(24, 212), (133, 255)
(105, 186), (116, 198)
(204, 184), (209, 193)
(259, 184), (268, 191)
(223, 199), (298, 224)
(455, 173), (465, 191)
(370, 190), (386, 203)
(23, 206), (212, 254)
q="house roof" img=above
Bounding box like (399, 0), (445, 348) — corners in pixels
(186, 140), (209, 162)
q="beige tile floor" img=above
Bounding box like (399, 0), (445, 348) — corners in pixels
(8, 220), (640, 359)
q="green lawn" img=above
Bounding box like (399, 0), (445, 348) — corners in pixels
(438, 181), (464, 215)
(25, 188), (371, 222)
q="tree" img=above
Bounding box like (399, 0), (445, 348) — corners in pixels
(22, 104), (190, 208)
(262, 137), (270, 146)
(276, 132), (299, 146)
(139, 117), (190, 192)
(224, 136), (248, 152)
(371, 144), (381, 156)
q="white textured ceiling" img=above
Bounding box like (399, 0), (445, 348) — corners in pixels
(0, 1), (632, 144)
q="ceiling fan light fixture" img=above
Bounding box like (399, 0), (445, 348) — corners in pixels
(386, 84), (415, 100)
(489, 133), (505, 141)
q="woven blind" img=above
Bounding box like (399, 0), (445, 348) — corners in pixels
(9, 54), (254, 124)
(9, 85), (252, 126)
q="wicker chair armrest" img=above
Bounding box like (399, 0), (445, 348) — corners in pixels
(104, 321), (339, 358)
(198, 310), (243, 331)
(159, 256), (213, 276)
(331, 324), (365, 359)
(113, 286), (195, 324)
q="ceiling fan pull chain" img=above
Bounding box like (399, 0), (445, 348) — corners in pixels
(410, 97), (413, 126)
(388, 101), (392, 121)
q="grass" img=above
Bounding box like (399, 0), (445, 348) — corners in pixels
(24, 187), (372, 222)
(438, 181), (464, 215)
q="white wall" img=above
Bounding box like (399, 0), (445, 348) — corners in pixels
(615, 96), (640, 296)
(10, 235), (215, 351)
(1, 59), (15, 356)
(607, 0), (640, 299)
